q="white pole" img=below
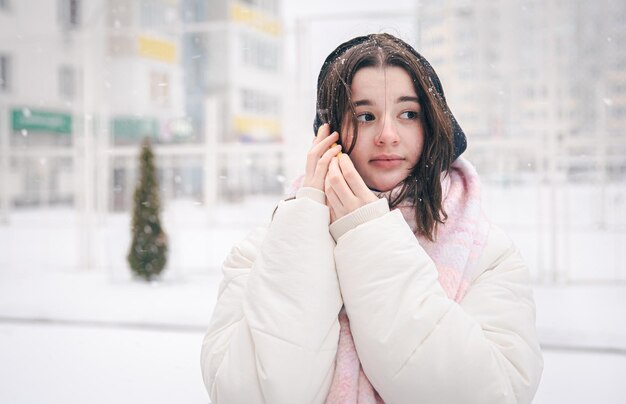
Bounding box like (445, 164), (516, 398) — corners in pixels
(204, 97), (219, 224)
(97, 108), (110, 224)
(546, 0), (560, 284)
(77, 0), (108, 271)
(78, 27), (96, 270)
(0, 103), (9, 224)
(535, 151), (545, 283)
(598, 83), (608, 230)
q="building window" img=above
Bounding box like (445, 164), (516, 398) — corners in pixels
(241, 89), (280, 115)
(140, 0), (177, 29)
(59, 0), (81, 29)
(0, 55), (10, 93)
(150, 71), (169, 105)
(183, 33), (209, 91)
(108, 0), (132, 29)
(241, 34), (278, 71)
(59, 65), (76, 99)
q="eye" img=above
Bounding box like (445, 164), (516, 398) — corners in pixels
(356, 113), (375, 123)
(400, 111), (420, 120)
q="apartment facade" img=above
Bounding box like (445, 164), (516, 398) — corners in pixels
(180, 0), (284, 199)
(0, 0), (285, 218)
(417, 0), (626, 183)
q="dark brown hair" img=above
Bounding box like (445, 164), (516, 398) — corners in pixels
(316, 33), (456, 241)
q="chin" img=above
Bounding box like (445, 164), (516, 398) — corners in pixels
(368, 178), (405, 193)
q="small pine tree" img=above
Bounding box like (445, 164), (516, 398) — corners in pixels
(127, 138), (168, 281)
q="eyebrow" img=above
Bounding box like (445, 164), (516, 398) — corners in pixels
(354, 99), (372, 107)
(353, 96), (420, 107)
(397, 96), (420, 103)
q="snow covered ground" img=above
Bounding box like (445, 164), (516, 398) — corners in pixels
(1, 184), (625, 403)
(1, 271), (625, 403)
(0, 322), (208, 404)
(1, 321), (623, 404)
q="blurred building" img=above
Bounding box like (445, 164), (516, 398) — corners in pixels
(180, 0), (284, 200)
(105, 0), (190, 211)
(0, 0), (285, 219)
(417, 0), (626, 184)
(0, 0), (87, 208)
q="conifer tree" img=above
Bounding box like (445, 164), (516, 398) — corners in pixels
(127, 138), (168, 281)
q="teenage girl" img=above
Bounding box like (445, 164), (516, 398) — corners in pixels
(201, 33), (543, 404)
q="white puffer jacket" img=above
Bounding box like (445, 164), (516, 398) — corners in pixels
(201, 188), (543, 404)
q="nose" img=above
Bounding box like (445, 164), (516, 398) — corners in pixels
(374, 115), (400, 145)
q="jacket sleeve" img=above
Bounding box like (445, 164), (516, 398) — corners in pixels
(201, 194), (343, 404)
(332, 207), (543, 404)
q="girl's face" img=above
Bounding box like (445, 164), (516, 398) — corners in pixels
(341, 66), (424, 192)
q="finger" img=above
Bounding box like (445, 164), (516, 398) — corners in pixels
(306, 132), (338, 179)
(313, 123), (330, 145)
(327, 157), (357, 206)
(325, 178), (344, 212)
(314, 144), (342, 178)
(326, 184), (350, 220)
(312, 131), (339, 155)
(338, 154), (375, 201)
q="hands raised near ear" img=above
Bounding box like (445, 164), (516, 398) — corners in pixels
(303, 124), (342, 191)
(324, 151), (378, 224)
(302, 124), (377, 223)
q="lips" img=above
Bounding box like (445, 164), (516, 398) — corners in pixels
(370, 154), (404, 162)
(369, 154), (405, 168)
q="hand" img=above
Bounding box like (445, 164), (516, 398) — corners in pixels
(324, 154), (378, 223)
(303, 124), (342, 192)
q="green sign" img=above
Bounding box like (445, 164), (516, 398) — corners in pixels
(12, 108), (72, 134)
(112, 117), (158, 139)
